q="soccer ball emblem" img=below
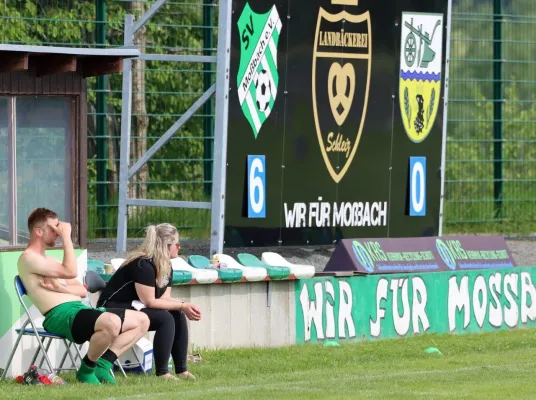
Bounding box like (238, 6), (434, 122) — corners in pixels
(255, 70), (271, 112)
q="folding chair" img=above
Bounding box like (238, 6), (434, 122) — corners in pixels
(1, 276), (83, 380)
(83, 270), (146, 376)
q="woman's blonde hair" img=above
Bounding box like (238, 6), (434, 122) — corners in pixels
(122, 223), (178, 287)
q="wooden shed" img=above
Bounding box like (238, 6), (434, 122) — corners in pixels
(0, 44), (138, 249)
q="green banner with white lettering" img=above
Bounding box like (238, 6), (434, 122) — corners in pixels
(295, 268), (536, 343)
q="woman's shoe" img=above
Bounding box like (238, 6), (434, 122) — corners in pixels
(160, 373), (180, 381)
(177, 371), (197, 381)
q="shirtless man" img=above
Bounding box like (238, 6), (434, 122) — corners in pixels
(17, 208), (150, 385)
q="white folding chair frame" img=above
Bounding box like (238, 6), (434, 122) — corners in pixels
(1, 276), (83, 380)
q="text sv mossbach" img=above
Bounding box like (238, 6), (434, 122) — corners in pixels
(296, 270), (536, 342)
(284, 200), (388, 228)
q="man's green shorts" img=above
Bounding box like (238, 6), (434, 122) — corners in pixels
(43, 301), (107, 343)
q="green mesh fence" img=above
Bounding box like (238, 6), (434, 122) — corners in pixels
(3, 0), (535, 239)
(0, 0), (217, 239)
(445, 0), (536, 235)
(0, 1), (109, 47)
(85, 1), (217, 239)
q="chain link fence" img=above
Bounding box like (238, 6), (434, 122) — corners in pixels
(2, 0), (534, 239)
(445, 0), (536, 235)
(0, 0), (216, 239)
(87, 1), (216, 239)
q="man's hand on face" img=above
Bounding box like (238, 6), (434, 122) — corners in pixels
(48, 221), (72, 238)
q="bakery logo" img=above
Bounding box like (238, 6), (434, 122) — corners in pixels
(399, 12), (444, 143)
(237, 3), (282, 139)
(312, 0), (371, 183)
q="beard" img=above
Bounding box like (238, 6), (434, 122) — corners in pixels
(45, 238), (57, 247)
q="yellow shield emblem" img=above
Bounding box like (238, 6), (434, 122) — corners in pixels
(312, 9), (372, 183)
(399, 12), (444, 143)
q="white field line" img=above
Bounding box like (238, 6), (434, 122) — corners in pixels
(106, 360), (536, 400)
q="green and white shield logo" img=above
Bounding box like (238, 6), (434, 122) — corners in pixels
(237, 3), (281, 139)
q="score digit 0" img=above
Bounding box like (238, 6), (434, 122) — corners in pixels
(410, 157), (426, 217)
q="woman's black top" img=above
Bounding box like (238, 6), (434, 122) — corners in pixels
(96, 257), (172, 308)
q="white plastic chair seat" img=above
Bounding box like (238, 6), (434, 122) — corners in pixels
(261, 252), (315, 279)
(171, 257), (218, 284)
(110, 258), (126, 271)
(214, 254), (267, 281)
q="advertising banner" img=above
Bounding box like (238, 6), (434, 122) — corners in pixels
(323, 235), (516, 274)
(296, 267), (536, 344)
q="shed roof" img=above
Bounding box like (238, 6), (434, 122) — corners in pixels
(0, 44), (140, 77)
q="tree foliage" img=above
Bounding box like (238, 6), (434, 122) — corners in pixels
(3, 0), (536, 236)
(0, 0), (215, 237)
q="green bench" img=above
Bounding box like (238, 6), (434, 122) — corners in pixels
(237, 253), (291, 280)
(171, 270), (193, 285)
(188, 255), (243, 283)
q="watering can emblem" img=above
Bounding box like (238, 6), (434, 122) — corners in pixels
(399, 12), (444, 143)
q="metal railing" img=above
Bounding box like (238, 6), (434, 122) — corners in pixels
(445, 0), (536, 235)
(0, 1), (218, 240)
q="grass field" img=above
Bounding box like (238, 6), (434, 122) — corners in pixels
(2, 329), (536, 399)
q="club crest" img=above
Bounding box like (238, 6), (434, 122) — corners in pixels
(399, 12), (444, 143)
(236, 3), (282, 139)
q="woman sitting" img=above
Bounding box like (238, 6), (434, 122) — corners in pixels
(96, 223), (202, 380)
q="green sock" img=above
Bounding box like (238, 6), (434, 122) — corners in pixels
(95, 358), (117, 384)
(76, 360), (101, 385)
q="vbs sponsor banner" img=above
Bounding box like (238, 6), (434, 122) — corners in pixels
(296, 268), (536, 344)
(323, 235), (515, 274)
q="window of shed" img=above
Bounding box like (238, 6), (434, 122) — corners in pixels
(0, 96), (73, 247)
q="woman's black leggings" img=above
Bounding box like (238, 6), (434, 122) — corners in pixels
(103, 302), (189, 376)
(141, 308), (189, 376)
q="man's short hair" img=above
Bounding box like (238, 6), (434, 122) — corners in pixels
(28, 208), (58, 232)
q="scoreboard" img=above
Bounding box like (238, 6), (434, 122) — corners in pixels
(224, 0), (449, 247)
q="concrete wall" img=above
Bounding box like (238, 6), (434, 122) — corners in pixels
(90, 281), (297, 352)
(172, 281), (296, 350)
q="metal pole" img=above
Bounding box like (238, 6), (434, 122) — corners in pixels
(209, 0), (233, 256)
(203, 0), (214, 198)
(132, 0), (167, 35)
(493, 0), (504, 220)
(96, 0), (108, 237)
(8, 97), (16, 244)
(127, 85), (215, 179)
(116, 15), (134, 252)
(438, 0), (453, 236)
